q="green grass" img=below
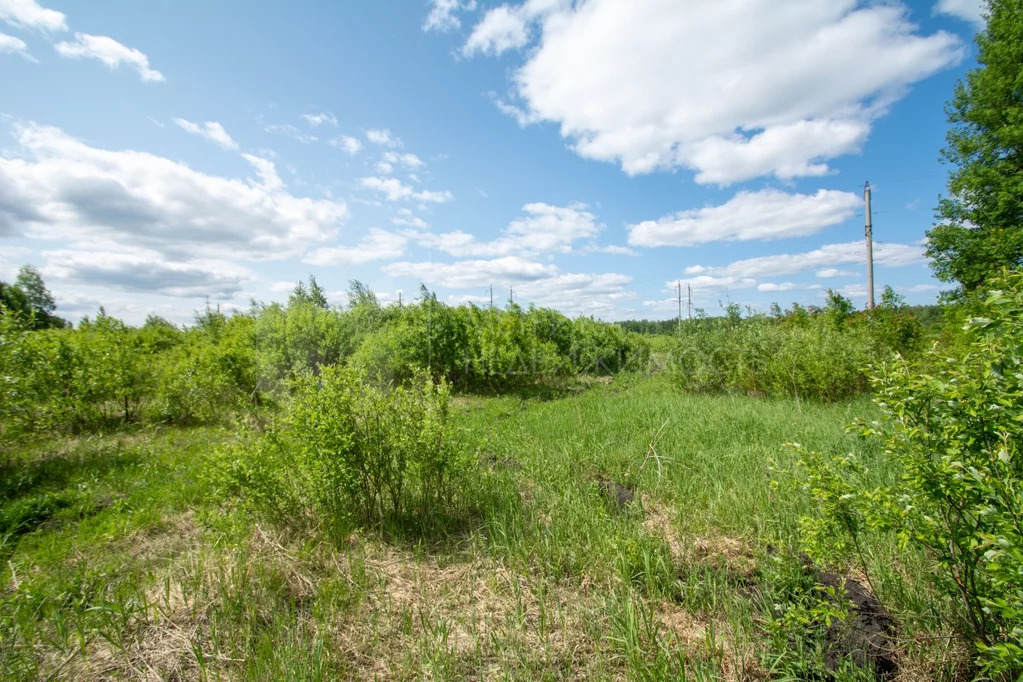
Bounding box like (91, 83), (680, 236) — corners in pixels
(0, 374), (965, 680)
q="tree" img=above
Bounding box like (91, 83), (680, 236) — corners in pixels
(926, 0), (1023, 293)
(0, 265), (66, 329)
(289, 275), (329, 309)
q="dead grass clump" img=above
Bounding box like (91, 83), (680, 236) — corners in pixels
(338, 542), (609, 680)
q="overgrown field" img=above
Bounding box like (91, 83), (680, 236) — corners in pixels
(0, 373), (971, 681)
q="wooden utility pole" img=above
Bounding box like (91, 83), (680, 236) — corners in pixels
(864, 181), (875, 310)
(398, 291), (402, 307)
(687, 283), (692, 320)
(509, 286), (513, 305)
(489, 285), (493, 309)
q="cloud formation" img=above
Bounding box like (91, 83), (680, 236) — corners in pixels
(0, 0), (66, 32)
(628, 189), (861, 247)
(173, 118), (237, 150)
(0, 122), (348, 259)
(55, 33), (164, 82)
(461, 0), (961, 183)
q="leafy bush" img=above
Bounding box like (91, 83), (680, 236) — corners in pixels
(150, 312), (259, 424)
(671, 292), (919, 402)
(213, 366), (470, 534)
(791, 270), (1023, 678)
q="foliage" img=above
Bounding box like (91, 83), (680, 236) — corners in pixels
(672, 302), (872, 402)
(926, 0), (1023, 293)
(213, 366), (470, 533)
(0, 266), (67, 330)
(792, 270), (1023, 678)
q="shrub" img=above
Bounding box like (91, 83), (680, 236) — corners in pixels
(792, 270), (1023, 678)
(150, 312), (258, 424)
(214, 366), (470, 534)
(671, 310), (874, 402)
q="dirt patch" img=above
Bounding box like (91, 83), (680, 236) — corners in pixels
(595, 477), (635, 510)
(817, 571), (898, 679)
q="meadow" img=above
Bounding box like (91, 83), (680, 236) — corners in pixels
(0, 275), (1019, 681)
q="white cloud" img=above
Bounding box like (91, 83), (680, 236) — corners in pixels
(0, 0), (66, 32)
(410, 202), (598, 257)
(329, 135), (362, 155)
(423, 0), (476, 32)
(55, 33), (164, 82)
(43, 247), (254, 298)
(173, 118), (237, 150)
(590, 244), (637, 256)
(468, 0), (961, 183)
(935, 0), (985, 26)
(384, 256), (558, 288)
(360, 176), (452, 203)
(302, 112), (338, 127)
(383, 151), (425, 169)
(0, 122), (348, 259)
(514, 271), (633, 318)
(264, 123), (318, 144)
(375, 161), (394, 174)
(688, 241), (925, 280)
(757, 281), (822, 293)
(628, 189), (860, 248)
(462, 0), (565, 56)
(0, 31), (33, 59)
(391, 208), (428, 229)
(366, 128), (401, 147)
(816, 267), (856, 278)
(303, 228), (407, 266)
(668, 275), (757, 293)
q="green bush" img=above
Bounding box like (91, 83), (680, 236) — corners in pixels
(150, 312), (258, 425)
(670, 293), (914, 402)
(792, 270), (1023, 678)
(213, 366), (470, 534)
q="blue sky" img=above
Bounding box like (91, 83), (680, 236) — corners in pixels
(0, 0), (987, 324)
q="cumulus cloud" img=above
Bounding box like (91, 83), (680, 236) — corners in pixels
(0, 0), (66, 32)
(264, 123), (317, 144)
(360, 176), (452, 203)
(0, 31), (33, 59)
(0, 122), (348, 259)
(366, 128), (401, 147)
(410, 202), (598, 257)
(303, 228), (407, 266)
(391, 208), (429, 229)
(423, 0), (476, 32)
(464, 0), (961, 183)
(43, 247), (254, 298)
(173, 118), (237, 150)
(757, 281), (822, 293)
(382, 151), (425, 169)
(687, 241), (925, 280)
(55, 33), (164, 82)
(514, 271), (633, 318)
(302, 112), (338, 127)
(628, 189), (861, 248)
(816, 267), (856, 278)
(384, 256), (558, 288)
(329, 135), (362, 155)
(935, 0), (985, 26)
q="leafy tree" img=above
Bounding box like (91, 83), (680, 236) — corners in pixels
(346, 279), (377, 309)
(0, 265), (66, 329)
(926, 0), (1023, 292)
(289, 275), (329, 309)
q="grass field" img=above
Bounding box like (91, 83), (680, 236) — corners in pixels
(0, 373), (965, 680)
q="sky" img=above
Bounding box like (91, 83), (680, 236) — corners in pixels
(0, 0), (989, 325)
